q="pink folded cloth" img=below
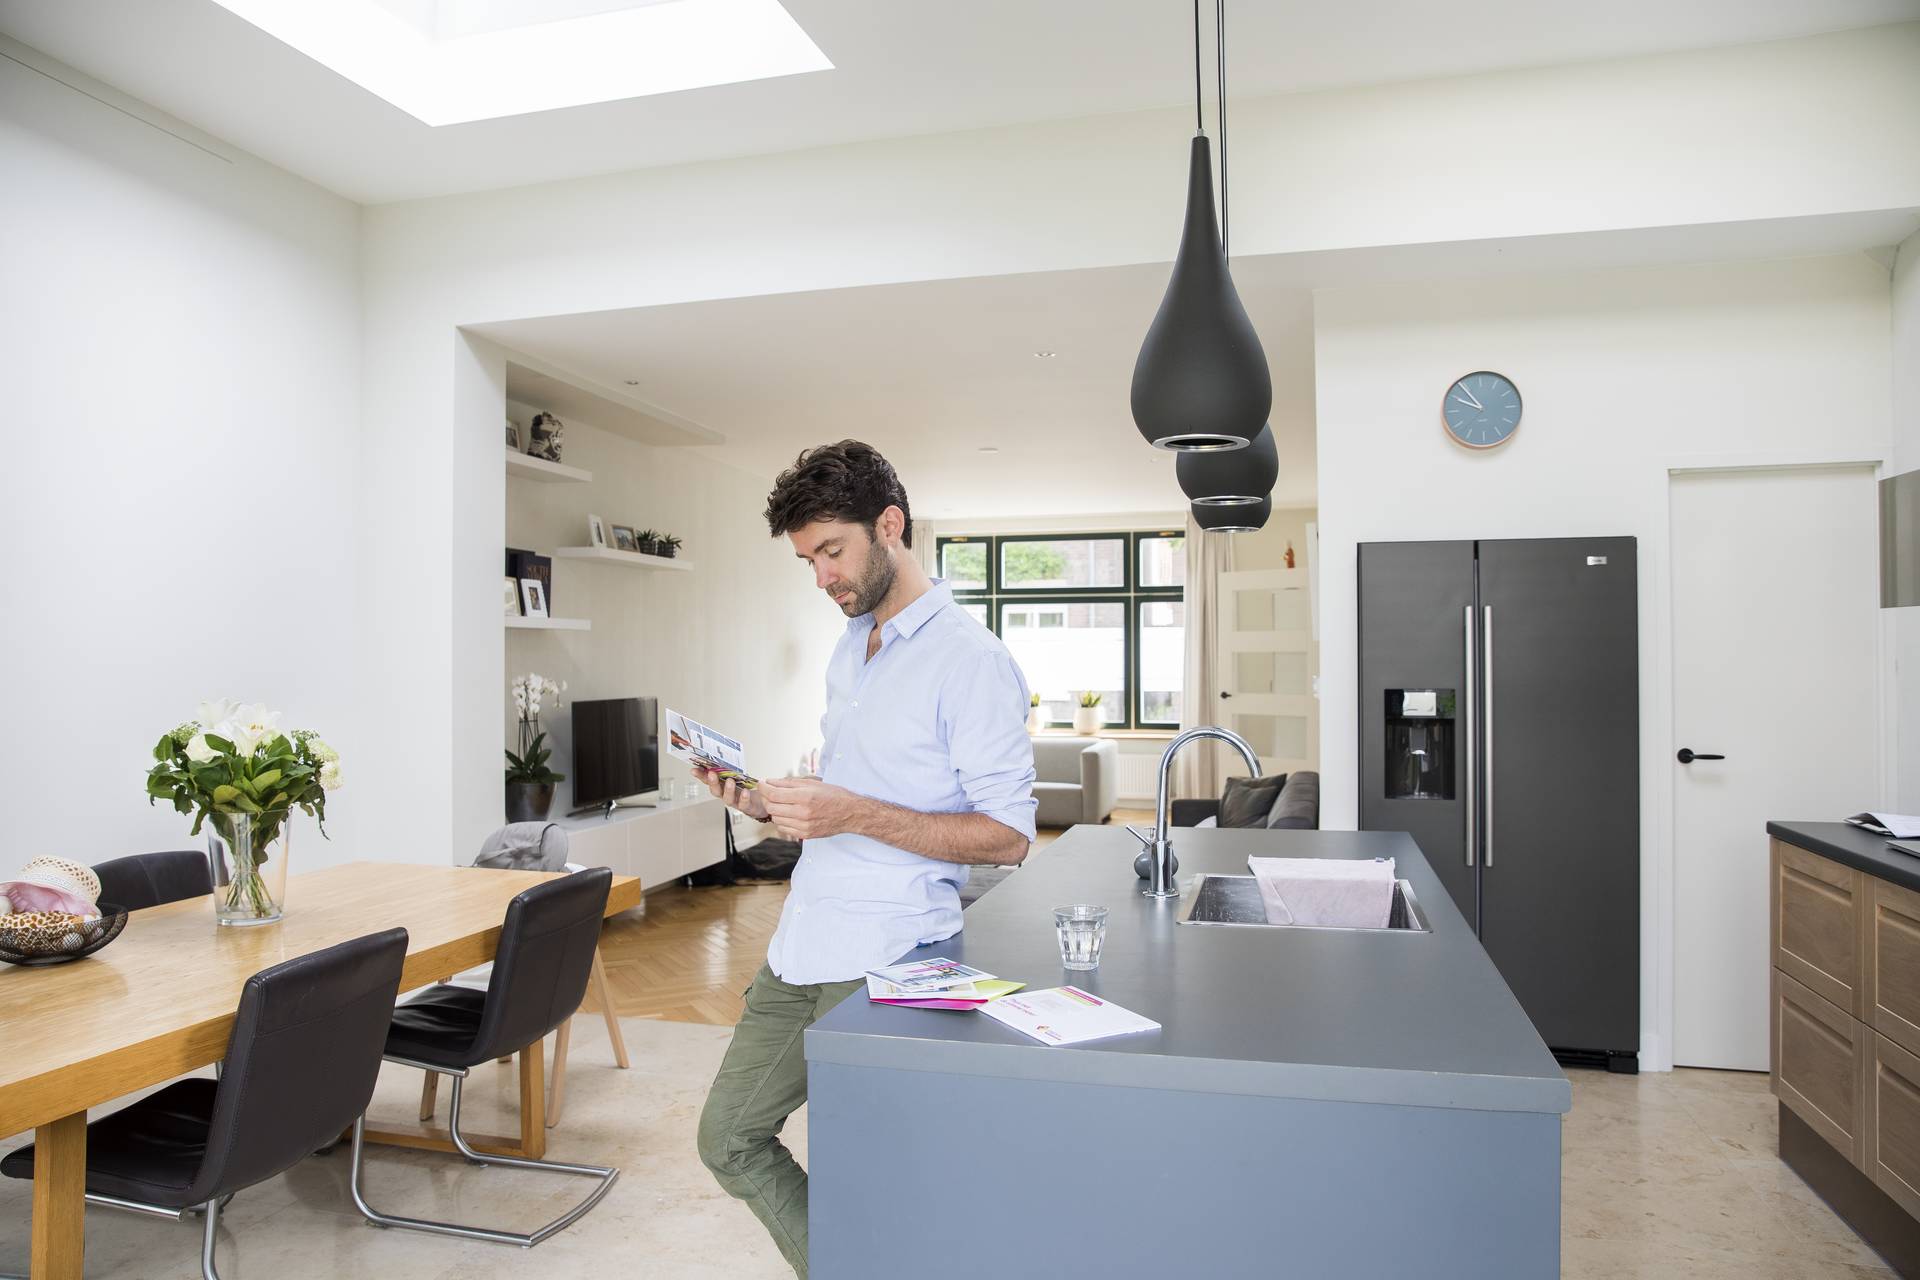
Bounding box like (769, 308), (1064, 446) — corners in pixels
(1247, 857), (1395, 929)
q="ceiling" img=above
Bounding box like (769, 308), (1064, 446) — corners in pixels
(3, 0), (1916, 203)
(477, 261), (1317, 520)
(470, 207), (1920, 520)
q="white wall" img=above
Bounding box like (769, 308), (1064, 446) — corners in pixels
(0, 41), (363, 873)
(1894, 231), (1920, 812)
(501, 406), (839, 818)
(1313, 254), (1895, 1069)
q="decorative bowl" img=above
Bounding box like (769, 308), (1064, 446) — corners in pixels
(0, 906), (129, 966)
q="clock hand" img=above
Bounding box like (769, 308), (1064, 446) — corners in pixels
(1459, 386), (1484, 411)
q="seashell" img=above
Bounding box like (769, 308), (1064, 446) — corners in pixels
(20, 857), (101, 906)
(0, 881), (96, 918)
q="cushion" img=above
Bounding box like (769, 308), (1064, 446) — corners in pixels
(1267, 772), (1321, 830)
(1219, 774), (1287, 829)
(384, 984), (489, 1070)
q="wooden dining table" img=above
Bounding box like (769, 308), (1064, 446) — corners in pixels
(0, 861), (641, 1279)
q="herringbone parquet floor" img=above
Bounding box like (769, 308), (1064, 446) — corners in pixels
(592, 811), (1152, 1026)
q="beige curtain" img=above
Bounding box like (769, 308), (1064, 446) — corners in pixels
(1177, 514), (1236, 799)
(911, 519), (938, 578)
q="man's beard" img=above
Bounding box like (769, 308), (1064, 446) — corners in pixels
(835, 543), (897, 617)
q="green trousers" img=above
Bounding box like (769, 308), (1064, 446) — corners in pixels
(697, 963), (862, 1278)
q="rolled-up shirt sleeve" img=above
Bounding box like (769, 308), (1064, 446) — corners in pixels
(940, 647), (1038, 841)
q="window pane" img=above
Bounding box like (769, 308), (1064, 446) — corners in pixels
(1002, 600), (1125, 726)
(960, 601), (989, 627)
(940, 541), (988, 591)
(1000, 538), (1124, 590)
(1139, 600), (1185, 724)
(1138, 535), (1186, 588)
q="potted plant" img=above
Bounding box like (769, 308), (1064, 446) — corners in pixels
(145, 700), (340, 925)
(506, 673), (566, 821)
(658, 533), (683, 559)
(1072, 691), (1104, 735)
(635, 529), (661, 556)
(1027, 691), (1044, 733)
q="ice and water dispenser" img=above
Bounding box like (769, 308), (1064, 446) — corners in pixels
(1384, 689), (1456, 800)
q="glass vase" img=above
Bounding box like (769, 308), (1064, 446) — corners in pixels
(206, 810), (290, 926)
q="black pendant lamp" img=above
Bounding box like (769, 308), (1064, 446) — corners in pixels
(1194, 494), (1270, 533)
(1178, 421), (1276, 505)
(1131, 0), (1270, 452)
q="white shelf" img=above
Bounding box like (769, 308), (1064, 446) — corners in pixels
(552, 546), (693, 572)
(506, 615), (591, 631)
(506, 451), (593, 484)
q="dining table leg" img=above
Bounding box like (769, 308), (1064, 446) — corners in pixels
(30, 1110), (85, 1280)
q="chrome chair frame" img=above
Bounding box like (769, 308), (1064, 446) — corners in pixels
(348, 1055), (619, 1248)
(0, 1194), (226, 1280)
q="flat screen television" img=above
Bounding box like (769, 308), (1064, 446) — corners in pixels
(570, 696), (659, 815)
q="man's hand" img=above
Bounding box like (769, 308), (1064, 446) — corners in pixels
(758, 776), (870, 842)
(691, 766), (770, 823)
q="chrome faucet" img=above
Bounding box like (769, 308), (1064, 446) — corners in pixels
(1127, 726), (1261, 899)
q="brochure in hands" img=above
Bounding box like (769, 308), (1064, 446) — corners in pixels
(664, 708), (760, 790)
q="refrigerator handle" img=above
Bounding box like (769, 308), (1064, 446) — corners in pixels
(1463, 606), (1476, 868)
(1483, 605), (1494, 869)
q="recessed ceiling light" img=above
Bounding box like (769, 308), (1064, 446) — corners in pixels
(978, 447), (1000, 454)
(624, 379), (640, 386)
(205, 0), (833, 127)
(1033, 351), (1057, 359)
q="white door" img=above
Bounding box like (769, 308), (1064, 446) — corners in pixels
(1670, 465), (1881, 1070)
(1215, 567), (1318, 778)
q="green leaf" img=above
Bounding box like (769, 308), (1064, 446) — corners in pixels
(153, 733), (175, 762)
(212, 784), (241, 804)
(203, 733), (236, 754)
(252, 768), (282, 792)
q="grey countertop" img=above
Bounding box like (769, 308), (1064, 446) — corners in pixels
(805, 826), (1571, 1115)
(1770, 820), (1920, 894)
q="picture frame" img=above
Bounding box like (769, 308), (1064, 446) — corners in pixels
(519, 577), (548, 618)
(505, 419), (521, 452)
(611, 524), (638, 552)
(588, 514), (607, 548)
(503, 575), (521, 616)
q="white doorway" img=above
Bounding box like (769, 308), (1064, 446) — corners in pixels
(1214, 566), (1319, 777)
(1670, 465), (1881, 1070)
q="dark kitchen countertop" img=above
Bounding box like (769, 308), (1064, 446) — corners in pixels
(805, 825), (1571, 1115)
(1769, 820), (1920, 895)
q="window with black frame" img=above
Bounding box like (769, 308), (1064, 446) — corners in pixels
(937, 531), (1185, 732)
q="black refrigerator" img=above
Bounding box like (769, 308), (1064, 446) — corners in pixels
(1359, 538), (1639, 1072)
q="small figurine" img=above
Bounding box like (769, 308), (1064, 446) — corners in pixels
(529, 411), (564, 462)
(1284, 540), (1296, 569)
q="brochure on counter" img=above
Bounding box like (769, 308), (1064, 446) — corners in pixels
(978, 986), (1162, 1047)
(864, 958), (993, 998)
(871, 980), (1028, 1010)
(664, 708), (760, 790)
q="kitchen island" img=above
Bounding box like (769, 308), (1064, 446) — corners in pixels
(805, 825), (1570, 1278)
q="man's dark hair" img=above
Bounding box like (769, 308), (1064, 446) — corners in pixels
(764, 440), (913, 546)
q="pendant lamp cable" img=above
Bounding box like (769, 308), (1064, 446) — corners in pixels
(1192, 0), (1203, 134)
(1217, 0), (1228, 259)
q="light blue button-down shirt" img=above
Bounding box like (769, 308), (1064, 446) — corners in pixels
(765, 580), (1037, 985)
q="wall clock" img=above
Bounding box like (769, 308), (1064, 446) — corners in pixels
(1441, 371), (1522, 450)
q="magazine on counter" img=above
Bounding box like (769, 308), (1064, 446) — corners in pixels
(863, 957), (993, 997)
(978, 986), (1162, 1046)
(664, 708), (760, 790)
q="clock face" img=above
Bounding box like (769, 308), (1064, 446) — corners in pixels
(1442, 371), (1522, 449)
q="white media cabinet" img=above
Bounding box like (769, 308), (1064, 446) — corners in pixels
(553, 794), (729, 894)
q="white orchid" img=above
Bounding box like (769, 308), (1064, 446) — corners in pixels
(196, 698), (240, 732)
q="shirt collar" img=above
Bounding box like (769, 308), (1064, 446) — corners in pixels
(850, 579), (952, 640)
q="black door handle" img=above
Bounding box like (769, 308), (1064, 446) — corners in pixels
(1677, 748), (1725, 764)
(1219, 691), (1231, 699)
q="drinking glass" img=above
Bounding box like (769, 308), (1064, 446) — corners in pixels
(1054, 904), (1109, 971)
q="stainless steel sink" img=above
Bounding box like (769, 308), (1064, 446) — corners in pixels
(1174, 873), (1431, 933)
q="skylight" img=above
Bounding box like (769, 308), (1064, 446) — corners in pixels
(207, 0), (832, 127)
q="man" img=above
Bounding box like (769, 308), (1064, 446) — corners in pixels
(694, 440), (1036, 1277)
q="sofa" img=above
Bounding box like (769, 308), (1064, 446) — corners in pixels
(1030, 737), (1119, 827)
(1171, 771), (1319, 830)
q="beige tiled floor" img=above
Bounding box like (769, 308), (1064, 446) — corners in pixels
(0, 1024), (1897, 1277)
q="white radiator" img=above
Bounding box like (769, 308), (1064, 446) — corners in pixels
(1116, 752), (1162, 803)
